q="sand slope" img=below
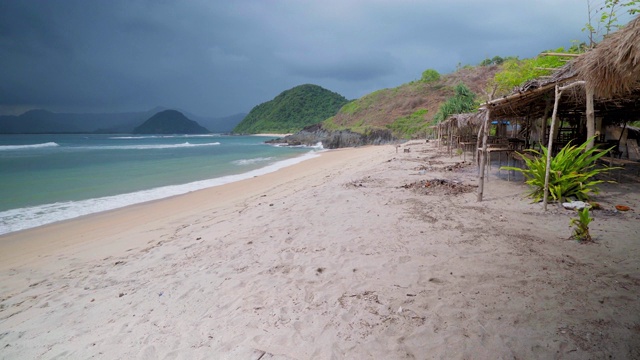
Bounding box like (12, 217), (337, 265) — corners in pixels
(1, 142), (639, 359)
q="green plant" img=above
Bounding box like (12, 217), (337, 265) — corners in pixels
(421, 69), (440, 83)
(570, 207), (593, 242)
(433, 83), (478, 123)
(501, 137), (615, 202)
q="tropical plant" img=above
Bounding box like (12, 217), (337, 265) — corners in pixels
(433, 83), (477, 123)
(570, 207), (593, 242)
(501, 137), (615, 202)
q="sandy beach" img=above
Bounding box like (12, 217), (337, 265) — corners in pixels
(1, 141), (639, 359)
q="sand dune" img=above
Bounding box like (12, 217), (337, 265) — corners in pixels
(1, 142), (639, 359)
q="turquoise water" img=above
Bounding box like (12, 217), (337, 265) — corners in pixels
(0, 134), (319, 234)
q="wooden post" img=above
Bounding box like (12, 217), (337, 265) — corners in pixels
(540, 96), (552, 148)
(475, 120), (484, 164)
(543, 81), (585, 210)
(477, 109), (491, 202)
(586, 86), (595, 150)
(543, 85), (562, 211)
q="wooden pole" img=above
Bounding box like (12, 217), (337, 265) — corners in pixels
(477, 109), (491, 202)
(543, 85), (562, 211)
(586, 86), (595, 150)
(542, 81), (584, 210)
(540, 96), (552, 149)
(475, 120), (484, 164)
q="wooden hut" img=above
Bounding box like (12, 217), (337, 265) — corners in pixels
(476, 15), (640, 203)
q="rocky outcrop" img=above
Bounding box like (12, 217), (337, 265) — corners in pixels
(266, 124), (397, 149)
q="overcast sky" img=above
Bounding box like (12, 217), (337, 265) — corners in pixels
(0, 0), (618, 117)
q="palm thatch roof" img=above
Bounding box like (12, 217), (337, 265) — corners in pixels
(574, 15), (640, 98)
(440, 112), (484, 129)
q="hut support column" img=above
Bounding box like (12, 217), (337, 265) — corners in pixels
(543, 81), (585, 211)
(477, 109), (491, 202)
(586, 86), (595, 150)
(475, 120), (484, 164)
(543, 85), (562, 211)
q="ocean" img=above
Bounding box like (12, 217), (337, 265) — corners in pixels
(0, 134), (321, 235)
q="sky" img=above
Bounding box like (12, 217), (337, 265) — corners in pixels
(0, 0), (620, 118)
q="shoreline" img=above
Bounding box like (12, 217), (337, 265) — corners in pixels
(1, 141), (639, 358)
(0, 146), (364, 269)
(0, 148), (321, 236)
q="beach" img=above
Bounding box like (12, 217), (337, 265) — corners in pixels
(1, 141), (639, 359)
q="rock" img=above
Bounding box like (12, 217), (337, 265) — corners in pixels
(562, 201), (590, 210)
(265, 123), (397, 149)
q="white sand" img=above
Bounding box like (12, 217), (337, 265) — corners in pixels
(1, 141), (639, 359)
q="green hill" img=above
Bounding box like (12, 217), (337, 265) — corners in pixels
(133, 110), (210, 134)
(324, 65), (499, 139)
(233, 84), (349, 134)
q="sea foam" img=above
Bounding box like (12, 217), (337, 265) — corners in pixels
(77, 142), (221, 150)
(0, 142), (59, 151)
(0, 150), (321, 235)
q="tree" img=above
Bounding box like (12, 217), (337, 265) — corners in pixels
(421, 69), (440, 83)
(583, 0), (640, 47)
(479, 56), (505, 66)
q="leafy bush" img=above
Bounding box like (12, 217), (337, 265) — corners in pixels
(501, 138), (615, 202)
(421, 69), (440, 83)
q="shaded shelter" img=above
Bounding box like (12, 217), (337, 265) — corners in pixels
(476, 15), (640, 203)
(437, 112), (484, 158)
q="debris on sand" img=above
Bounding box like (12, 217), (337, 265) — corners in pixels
(400, 178), (476, 195)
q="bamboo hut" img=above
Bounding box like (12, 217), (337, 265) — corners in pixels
(436, 112), (484, 158)
(476, 15), (640, 203)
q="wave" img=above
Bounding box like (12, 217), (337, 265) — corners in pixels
(109, 134), (220, 139)
(78, 142), (221, 150)
(232, 157), (274, 165)
(271, 141), (324, 150)
(0, 151), (322, 235)
(0, 142), (60, 151)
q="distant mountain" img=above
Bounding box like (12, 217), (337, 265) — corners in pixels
(143, 107), (245, 133)
(133, 110), (210, 134)
(232, 84), (349, 134)
(0, 108), (243, 134)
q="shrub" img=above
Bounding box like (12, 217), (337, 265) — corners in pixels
(421, 69), (440, 83)
(501, 137), (615, 202)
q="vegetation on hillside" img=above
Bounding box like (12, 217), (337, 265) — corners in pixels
(324, 65), (499, 139)
(233, 84), (349, 134)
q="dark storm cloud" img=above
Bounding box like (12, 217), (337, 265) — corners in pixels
(0, 0), (596, 117)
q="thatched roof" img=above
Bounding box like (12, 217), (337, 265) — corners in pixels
(574, 15), (640, 98)
(440, 112), (484, 129)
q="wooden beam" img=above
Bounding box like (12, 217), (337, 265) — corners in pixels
(539, 52), (581, 57)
